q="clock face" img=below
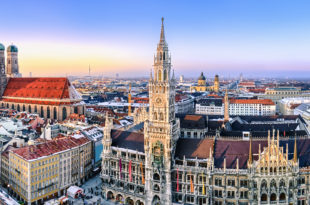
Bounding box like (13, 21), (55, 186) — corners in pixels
(155, 97), (162, 105)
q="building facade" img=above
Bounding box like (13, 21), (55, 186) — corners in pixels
(101, 19), (310, 205)
(7, 136), (92, 205)
(196, 98), (276, 116)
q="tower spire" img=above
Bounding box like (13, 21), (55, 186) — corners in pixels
(159, 17), (166, 44)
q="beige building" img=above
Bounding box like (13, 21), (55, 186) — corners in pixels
(7, 136), (91, 205)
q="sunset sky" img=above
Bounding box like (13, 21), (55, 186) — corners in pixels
(1, 0), (310, 78)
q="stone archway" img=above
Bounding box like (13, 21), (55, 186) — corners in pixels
(116, 194), (124, 203)
(106, 191), (114, 200)
(125, 197), (134, 205)
(136, 200), (144, 205)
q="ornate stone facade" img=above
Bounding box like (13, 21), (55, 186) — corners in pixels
(101, 19), (310, 205)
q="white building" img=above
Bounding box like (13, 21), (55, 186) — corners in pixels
(279, 97), (310, 115)
(196, 98), (276, 116)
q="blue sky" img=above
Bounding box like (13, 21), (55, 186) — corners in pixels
(0, 0), (310, 78)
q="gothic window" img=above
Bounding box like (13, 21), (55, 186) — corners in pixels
(160, 52), (162, 60)
(159, 112), (164, 121)
(261, 193), (267, 202)
(22, 104), (25, 111)
(12, 104), (14, 109)
(280, 193), (286, 201)
(158, 70), (162, 81)
(6, 103), (9, 108)
(34, 106), (37, 113)
(154, 112), (157, 120)
(164, 69), (167, 81)
(17, 104), (20, 111)
(270, 193), (276, 201)
(28, 105), (31, 113)
(47, 107), (50, 118)
(153, 184), (160, 192)
(152, 141), (164, 165)
(153, 173), (160, 181)
(163, 52), (165, 60)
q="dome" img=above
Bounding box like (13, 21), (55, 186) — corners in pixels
(0, 43), (4, 51)
(7, 45), (18, 52)
(198, 72), (206, 80)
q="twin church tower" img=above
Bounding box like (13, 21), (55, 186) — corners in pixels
(0, 43), (21, 96)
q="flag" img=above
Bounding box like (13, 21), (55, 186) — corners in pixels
(119, 159), (122, 179)
(140, 162), (145, 184)
(129, 160), (132, 182)
(190, 173), (194, 193)
(176, 169), (179, 192)
(202, 172), (205, 195)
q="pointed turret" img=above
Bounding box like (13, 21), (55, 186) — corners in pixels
(248, 136), (253, 165)
(293, 136), (298, 163)
(224, 89), (229, 123)
(159, 17), (166, 45)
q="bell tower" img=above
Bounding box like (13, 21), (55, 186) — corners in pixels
(0, 44), (7, 97)
(144, 18), (179, 205)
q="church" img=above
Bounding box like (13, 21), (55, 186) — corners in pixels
(0, 43), (85, 121)
(190, 72), (220, 93)
(101, 19), (310, 205)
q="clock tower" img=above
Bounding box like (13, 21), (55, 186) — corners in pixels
(144, 18), (179, 205)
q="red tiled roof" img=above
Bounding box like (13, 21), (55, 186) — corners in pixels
(3, 77), (71, 99)
(229, 99), (275, 105)
(11, 136), (90, 161)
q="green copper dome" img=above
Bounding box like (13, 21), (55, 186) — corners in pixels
(198, 72), (206, 80)
(0, 43), (4, 51)
(7, 45), (18, 52)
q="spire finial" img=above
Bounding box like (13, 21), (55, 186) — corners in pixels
(159, 17), (165, 43)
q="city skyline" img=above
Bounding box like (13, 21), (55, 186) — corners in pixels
(1, 0), (310, 78)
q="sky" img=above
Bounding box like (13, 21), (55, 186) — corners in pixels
(1, 0), (310, 78)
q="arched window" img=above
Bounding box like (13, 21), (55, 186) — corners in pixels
(62, 107), (67, 120)
(28, 105), (31, 113)
(279, 193), (286, 201)
(153, 173), (160, 181)
(261, 194), (267, 202)
(41, 106), (44, 117)
(154, 112), (157, 120)
(12, 104), (15, 109)
(163, 52), (165, 60)
(1, 103), (3, 107)
(159, 113), (164, 121)
(17, 104), (20, 111)
(22, 104), (25, 111)
(270, 193), (276, 201)
(6, 103), (9, 108)
(47, 107), (50, 118)
(158, 70), (162, 81)
(74, 106), (78, 114)
(54, 107), (57, 120)
(164, 70), (167, 81)
(34, 106), (37, 113)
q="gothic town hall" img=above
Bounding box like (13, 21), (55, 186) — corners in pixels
(101, 19), (310, 205)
